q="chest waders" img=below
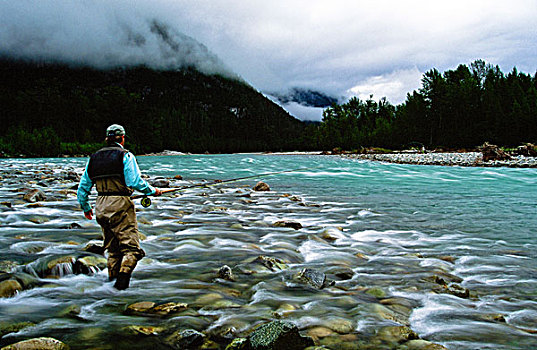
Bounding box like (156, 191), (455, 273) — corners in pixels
(88, 146), (143, 290)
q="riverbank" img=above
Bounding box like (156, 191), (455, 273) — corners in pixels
(346, 152), (537, 168)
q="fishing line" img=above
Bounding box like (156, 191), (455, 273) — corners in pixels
(134, 166), (318, 207)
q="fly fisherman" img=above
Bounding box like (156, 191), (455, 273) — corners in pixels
(77, 124), (162, 290)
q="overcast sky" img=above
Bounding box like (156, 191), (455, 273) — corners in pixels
(1, 0), (536, 120)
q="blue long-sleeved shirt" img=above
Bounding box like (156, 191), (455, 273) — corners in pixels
(77, 144), (156, 213)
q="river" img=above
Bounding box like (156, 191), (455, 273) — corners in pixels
(0, 154), (535, 349)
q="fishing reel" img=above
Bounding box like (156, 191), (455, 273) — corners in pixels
(140, 196), (152, 208)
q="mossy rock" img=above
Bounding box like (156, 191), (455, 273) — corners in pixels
(0, 279), (23, 298)
(366, 287), (387, 299)
(247, 321), (314, 350)
(1, 337), (69, 350)
(0, 321), (35, 338)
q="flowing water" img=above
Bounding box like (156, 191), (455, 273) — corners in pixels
(0, 154), (536, 349)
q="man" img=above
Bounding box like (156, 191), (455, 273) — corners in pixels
(77, 124), (162, 290)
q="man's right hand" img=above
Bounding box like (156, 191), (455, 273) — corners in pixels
(154, 188), (162, 196)
(84, 209), (93, 220)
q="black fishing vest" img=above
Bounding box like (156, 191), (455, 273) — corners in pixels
(87, 145), (128, 185)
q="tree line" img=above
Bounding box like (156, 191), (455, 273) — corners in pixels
(0, 59), (535, 157)
(314, 60), (537, 151)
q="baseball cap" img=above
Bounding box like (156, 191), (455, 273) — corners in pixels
(106, 124), (125, 137)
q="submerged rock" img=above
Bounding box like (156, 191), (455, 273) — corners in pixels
(1, 337), (69, 350)
(403, 339), (449, 349)
(0, 321), (35, 338)
(125, 301), (188, 317)
(225, 338), (247, 350)
(246, 321), (314, 350)
(0, 261), (18, 273)
(82, 243), (105, 256)
(64, 223), (82, 230)
(73, 256), (107, 275)
(126, 325), (165, 336)
(0, 279), (23, 298)
(0, 272), (41, 296)
(295, 268), (334, 289)
(376, 326), (419, 344)
(366, 287), (387, 299)
(165, 329), (205, 350)
(253, 256), (288, 272)
(273, 221), (303, 230)
(150, 177), (170, 188)
(22, 189), (47, 203)
(253, 182), (270, 191)
(217, 265), (235, 281)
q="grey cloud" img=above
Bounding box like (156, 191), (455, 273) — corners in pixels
(0, 1), (233, 77)
(1, 0), (536, 115)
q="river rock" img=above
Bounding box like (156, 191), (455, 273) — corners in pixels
(165, 329), (205, 350)
(295, 268), (334, 289)
(324, 318), (354, 334)
(1, 337), (69, 350)
(369, 303), (410, 326)
(125, 325), (165, 336)
(56, 304), (82, 320)
(22, 189), (47, 203)
(0, 279), (23, 298)
(306, 326), (336, 341)
(376, 326), (419, 344)
(225, 338), (247, 350)
(326, 267), (354, 281)
(480, 142), (511, 162)
(0, 261), (18, 273)
(40, 256), (76, 278)
(152, 302), (189, 315)
(403, 339), (449, 349)
(82, 243), (105, 255)
(125, 301), (188, 317)
(253, 256), (288, 272)
(64, 223), (82, 230)
(273, 221), (302, 230)
(253, 182), (270, 191)
(1, 272), (41, 291)
(217, 265), (235, 281)
(125, 301), (156, 314)
(319, 228), (345, 241)
(246, 321), (314, 350)
(151, 177), (170, 187)
(73, 256), (107, 275)
(514, 143), (537, 157)
(366, 287), (387, 299)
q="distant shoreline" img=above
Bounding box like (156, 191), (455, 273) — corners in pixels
(345, 152), (537, 168)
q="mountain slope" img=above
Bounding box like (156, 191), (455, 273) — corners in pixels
(0, 59), (307, 155)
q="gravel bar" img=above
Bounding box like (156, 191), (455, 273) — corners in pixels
(347, 152), (537, 168)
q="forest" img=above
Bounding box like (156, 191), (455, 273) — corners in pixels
(0, 59), (307, 156)
(314, 60), (537, 151)
(0, 59), (536, 156)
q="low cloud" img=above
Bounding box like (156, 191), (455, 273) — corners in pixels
(1, 0), (536, 120)
(347, 67), (424, 105)
(0, 1), (232, 76)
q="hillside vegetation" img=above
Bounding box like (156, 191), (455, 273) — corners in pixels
(1, 59), (535, 157)
(0, 59), (306, 156)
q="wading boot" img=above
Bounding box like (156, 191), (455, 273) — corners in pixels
(114, 272), (131, 290)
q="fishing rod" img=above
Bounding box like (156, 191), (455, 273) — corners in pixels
(133, 167), (316, 208)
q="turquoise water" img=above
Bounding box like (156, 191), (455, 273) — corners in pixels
(0, 154), (536, 349)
